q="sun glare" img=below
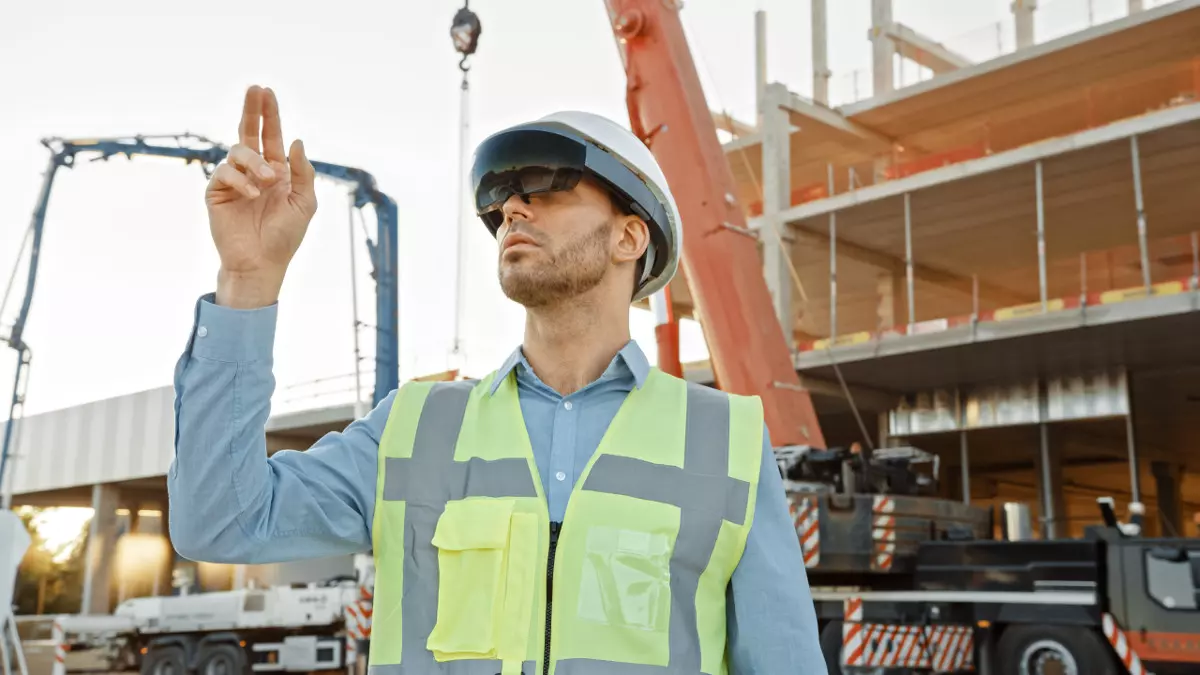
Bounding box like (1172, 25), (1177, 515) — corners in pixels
(22, 507), (93, 562)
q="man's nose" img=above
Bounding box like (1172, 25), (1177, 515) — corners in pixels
(501, 193), (533, 223)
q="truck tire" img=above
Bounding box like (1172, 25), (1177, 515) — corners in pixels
(141, 645), (187, 675)
(996, 624), (1118, 675)
(196, 643), (248, 675)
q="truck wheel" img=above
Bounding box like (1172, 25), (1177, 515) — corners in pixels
(996, 624), (1118, 675)
(140, 646), (187, 675)
(196, 643), (248, 675)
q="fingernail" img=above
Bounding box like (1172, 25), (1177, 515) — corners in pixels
(247, 185), (261, 198)
(259, 165), (275, 179)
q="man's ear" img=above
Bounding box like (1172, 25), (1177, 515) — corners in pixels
(613, 215), (650, 266)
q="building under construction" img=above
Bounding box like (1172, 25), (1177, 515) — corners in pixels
(672, 0), (1200, 541)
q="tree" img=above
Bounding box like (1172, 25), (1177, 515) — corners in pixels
(11, 508), (90, 615)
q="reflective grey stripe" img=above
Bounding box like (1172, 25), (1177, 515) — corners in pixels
(380, 379), (539, 674)
(553, 659), (669, 674)
(577, 382), (747, 675)
(369, 661), (537, 675)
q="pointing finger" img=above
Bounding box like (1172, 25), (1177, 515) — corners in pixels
(261, 87), (286, 164)
(239, 85), (263, 154)
(227, 144), (276, 184)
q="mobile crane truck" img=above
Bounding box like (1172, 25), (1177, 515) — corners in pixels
(601, 0), (1200, 673)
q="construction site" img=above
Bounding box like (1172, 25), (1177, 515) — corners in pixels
(4, 1), (1200, 674)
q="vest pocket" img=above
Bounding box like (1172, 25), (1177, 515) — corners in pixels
(427, 498), (537, 666)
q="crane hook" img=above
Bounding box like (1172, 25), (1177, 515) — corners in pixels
(451, 3), (482, 73)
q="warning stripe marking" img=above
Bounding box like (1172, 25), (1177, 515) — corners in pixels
(872, 495), (897, 571)
(1103, 613), (1148, 675)
(789, 495), (821, 568)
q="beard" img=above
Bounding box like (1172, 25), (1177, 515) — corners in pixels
(498, 218), (611, 308)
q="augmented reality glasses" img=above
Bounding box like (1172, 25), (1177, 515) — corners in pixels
(471, 125), (668, 246)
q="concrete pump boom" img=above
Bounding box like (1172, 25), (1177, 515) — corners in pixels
(0, 133), (399, 492)
(602, 0), (826, 450)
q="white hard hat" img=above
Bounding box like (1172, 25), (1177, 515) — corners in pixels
(470, 110), (682, 302)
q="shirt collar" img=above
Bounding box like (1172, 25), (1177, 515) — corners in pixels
(487, 339), (651, 396)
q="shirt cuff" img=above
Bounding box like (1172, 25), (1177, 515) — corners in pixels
(188, 292), (278, 363)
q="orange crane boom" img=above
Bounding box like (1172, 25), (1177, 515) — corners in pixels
(602, 0), (826, 450)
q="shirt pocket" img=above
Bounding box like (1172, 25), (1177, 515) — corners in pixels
(426, 498), (538, 665)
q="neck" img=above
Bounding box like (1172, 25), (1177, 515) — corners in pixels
(521, 286), (631, 396)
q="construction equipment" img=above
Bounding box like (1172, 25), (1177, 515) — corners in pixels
(600, 2), (1200, 674)
(0, 133), (400, 494)
(38, 574), (369, 674)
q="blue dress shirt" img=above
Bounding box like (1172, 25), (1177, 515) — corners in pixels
(168, 293), (826, 673)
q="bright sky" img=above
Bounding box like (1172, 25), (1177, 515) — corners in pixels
(0, 0), (1120, 428)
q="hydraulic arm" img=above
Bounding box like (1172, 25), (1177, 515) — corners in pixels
(0, 134), (398, 490)
(602, 1), (826, 449)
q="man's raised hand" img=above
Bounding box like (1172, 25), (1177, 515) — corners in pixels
(207, 85), (317, 309)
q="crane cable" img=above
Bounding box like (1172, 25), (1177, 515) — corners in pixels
(449, 2), (481, 373)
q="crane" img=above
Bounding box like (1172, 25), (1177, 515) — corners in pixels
(602, 0), (826, 451)
(0, 133), (399, 494)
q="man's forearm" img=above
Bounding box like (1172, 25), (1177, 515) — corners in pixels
(168, 294), (381, 564)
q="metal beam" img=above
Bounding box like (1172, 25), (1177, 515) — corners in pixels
(883, 22), (973, 73)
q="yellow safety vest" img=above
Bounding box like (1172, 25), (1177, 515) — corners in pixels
(367, 366), (763, 675)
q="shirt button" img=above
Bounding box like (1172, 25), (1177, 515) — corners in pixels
(563, 401), (573, 410)
(555, 471), (566, 481)
(196, 326), (209, 338)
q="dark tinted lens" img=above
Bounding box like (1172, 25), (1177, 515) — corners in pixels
(472, 129), (587, 215)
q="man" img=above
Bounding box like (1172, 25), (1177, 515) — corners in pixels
(169, 85), (825, 673)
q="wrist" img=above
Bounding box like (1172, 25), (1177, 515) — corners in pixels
(215, 267), (284, 309)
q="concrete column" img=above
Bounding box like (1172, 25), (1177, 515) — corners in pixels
(812, 0), (830, 105)
(158, 499), (174, 596)
(761, 82), (794, 350)
(875, 273), (902, 332)
(755, 11), (767, 126)
(1034, 425), (1066, 539)
(1013, 0), (1037, 50)
(82, 483), (120, 614)
(870, 0), (896, 95)
(1151, 461), (1183, 537)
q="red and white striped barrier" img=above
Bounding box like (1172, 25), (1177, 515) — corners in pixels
(789, 496), (821, 568)
(842, 597), (973, 672)
(51, 618), (66, 675)
(1102, 613), (1149, 675)
(345, 632), (358, 674)
(872, 495), (897, 571)
(344, 584), (374, 642)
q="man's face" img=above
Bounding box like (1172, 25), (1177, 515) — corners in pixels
(494, 176), (623, 308)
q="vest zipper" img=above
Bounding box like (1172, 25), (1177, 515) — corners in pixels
(543, 521), (562, 675)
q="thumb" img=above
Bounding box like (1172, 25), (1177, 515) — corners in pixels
(288, 139), (317, 208)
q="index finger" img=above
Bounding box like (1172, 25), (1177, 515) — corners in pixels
(239, 85), (263, 153)
(261, 87), (286, 164)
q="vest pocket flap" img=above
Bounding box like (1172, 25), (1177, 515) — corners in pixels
(432, 498), (515, 550)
